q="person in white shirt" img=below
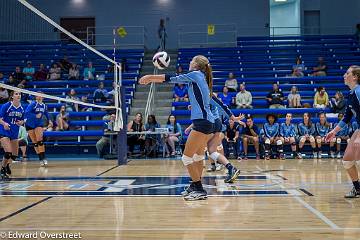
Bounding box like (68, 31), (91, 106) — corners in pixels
(225, 72), (238, 92)
(235, 84), (252, 109)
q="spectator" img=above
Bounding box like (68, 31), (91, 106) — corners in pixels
(222, 119), (241, 159)
(23, 61), (35, 81)
(164, 114), (182, 157)
(68, 63), (80, 80)
(292, 56), (305, 77)
(312, 57), (327, 76)
(127, 113), (145, 156)
(0, 87), (9, 104)
(218, 86), (233, 106)
(65, 89), (79, 112)
(93, 82), (109, 103)
(96, 113), (116, 158)
(235, 83), (252, 109)
(79, 95), (92, 112)
(144, 115), (161, 157)
(240, 115), (260, 160)
(266, 83), (285, 109)
(34, 64), (48, 81)
(262, 114), (282, 160)
(313, 86), (329, 109)
(58, 56), (72, 72)
(83, 62), (95, 80)
(330, 113), (350, 159)
(225, 72), (238, 92)
(48, 63), (61, 80)
(157, 18), (167, 51)
(11, 66), (26, 86)
(297, 113), (317, 158)
(279, 113), (299, 159)
(56, 105), (69, 131)
(18, 125), (29, 161)
(315, 112), (332, 159)
(173, 84), (189, 102)
(330, 91), (346, 114)
(287, 86), (301, 108)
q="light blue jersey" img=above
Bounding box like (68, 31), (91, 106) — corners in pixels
(280, 123), (297, 137)
(166, 71), (215, 123)
(263, 123), (280, 138)
(297, 123), (316, 136)
(315, 122), (330, 137)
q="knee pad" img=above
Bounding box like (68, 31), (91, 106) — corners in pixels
(181, 155), (194, 166)
(217, 144), (223, 151)
(4, 152), (12, 159)
(11, 155), (17, 161)
(193, 154), (205, 162)
(265, 139), (271, 144)
(37, 141), (44, 146)
(276, 140), (283, 145)
(343, 160), (356, 170)
(336, 138), (342, 144)
(209, 152), (220, 161)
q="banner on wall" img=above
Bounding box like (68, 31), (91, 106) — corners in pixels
(207, 24), (215, 35)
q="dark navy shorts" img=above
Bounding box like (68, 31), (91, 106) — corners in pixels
(213, 118), (223, 133)
(192, 119), (214, 135)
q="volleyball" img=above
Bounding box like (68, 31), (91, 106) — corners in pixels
(152, 51), (170, 70)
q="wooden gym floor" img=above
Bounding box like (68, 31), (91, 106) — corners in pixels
(0, 158), (360, 240)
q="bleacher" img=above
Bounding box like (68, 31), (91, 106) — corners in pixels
(0, 41), (144, 149)
(174, 34), (360, 136)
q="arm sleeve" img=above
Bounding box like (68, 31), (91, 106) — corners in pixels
(210, 96), (232, 118)
(338, 104), (353, 128)
(165, 71), (197, 84)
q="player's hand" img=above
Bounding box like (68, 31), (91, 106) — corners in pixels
(325, 131), (336, 143)
(3, 123), (10, 130)
(233, 113), (245, 122)
(36, 113), (42, 118)
(184, 127), (191, 135)
(139, 75), (152, 85)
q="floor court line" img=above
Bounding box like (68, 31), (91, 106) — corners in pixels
(255, 165), (341, 230)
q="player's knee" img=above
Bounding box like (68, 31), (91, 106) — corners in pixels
(343, 160), (356, 170)
(217, 144), (223, 151)
(336, 138), (341, 144)
(193, 154), (204, 162)
(181, 155), (193, 166)
(276, 139), (283, 145)
(265, 139), (271, 145)
(209, 152), (220, 161)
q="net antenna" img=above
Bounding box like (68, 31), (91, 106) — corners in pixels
(16, 0), (123, 130)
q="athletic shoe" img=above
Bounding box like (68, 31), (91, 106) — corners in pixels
(5, 164), (11, 175)
(336, 152), (341, 159)
(215, 164), (223, 171)
(330, 152), (335, 159)
(344, 187), (360, 198)
(296, 152), (303, 159)
(183, 190), (208, 201)
(313, 152), (318, 159)
(318, 152), (322, 159)
(224, 168), (240, 183)
(206, 166), (216, 172)
(1, 167), (9, 180)
(279, 153), (285, 160)
(40, 160), (48, 167)
(181, 184), (194, 196)
(265, 154), (270, 161)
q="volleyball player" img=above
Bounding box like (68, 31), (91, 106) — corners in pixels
(326, 66), (360, 198)
(140, 55), (216, 201)
(25, 94), (53, 166)
(0, 91), (24, 180)
(279, 113), (299, 159)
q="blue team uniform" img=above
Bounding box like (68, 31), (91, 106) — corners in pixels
(280, 123), (297, 137)
(315, 122), (330, 137)
(339, 85), (360, 131)
(263, 123), (280, 138)
(25, 101), (50, 129)
(0, 102), (24, 140)
(333, 122), (349, 137)
(210, 95), (233, 133)
(297, 123), (316, 136)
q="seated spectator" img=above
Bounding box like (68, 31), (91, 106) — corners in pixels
(330, 113), (350, 159)
(222, 119), (241, 160)
(292, 56), (305, 77)
(18, 125), (29, 161)
(79, 95), (92, 112)
(235, 84), (252, 109)
(218, 86), (233, 106)
(262, 114), (282, 160)
(266, 83), (285, 109)
(127, 113), (145, 156)
(297, 113), (317, 158)
(34, 64), (48, 81)
(279, 113), (299, 159)
(330, 91), (346, 114)
(23, 61), (35, 81)
(312, 57), (327, 76)
(56, 106), (69, 131)
(225, 72), (238, 92)
(68, 63), (80, 80)
(83, 62), (95, 80)
(65, 89), (79, 112)
(173, 84), (189, 102)
(287, 86), (301, 108)
(0, 87), (9, 104)
(58, 56), (72, 72)
(240, 115), (260, 160)
(11, 66), (26, 87)
(48, 63), (61, 80)
(93, 82), (109, 103)
(96, 113), (116, 158)
(313, 86), (329, 109)
(164, 114), (182, 157)
(144, 115), (161, 157)
(315, 112), (333, 159)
